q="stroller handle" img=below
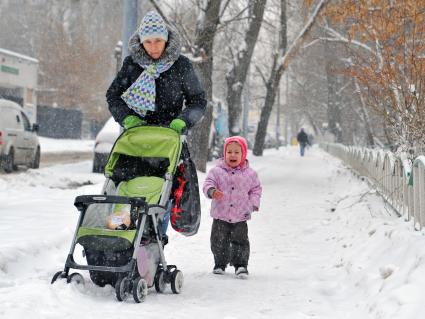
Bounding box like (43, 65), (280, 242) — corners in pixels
(127, 123), (188, 139)
(74, 195), (147, 211)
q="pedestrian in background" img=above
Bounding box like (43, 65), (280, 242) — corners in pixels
(296, 128), (310, 157)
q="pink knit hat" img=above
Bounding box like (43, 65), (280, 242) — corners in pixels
(224, 136), (248, 166)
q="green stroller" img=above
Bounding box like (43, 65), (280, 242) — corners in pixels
(51, 126), (193, 303)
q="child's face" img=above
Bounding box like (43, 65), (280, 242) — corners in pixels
(225, 142), (243, 168)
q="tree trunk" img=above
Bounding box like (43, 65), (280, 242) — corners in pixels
(253, 0), (287, 155)
(325, 40), (343, 143)
(188, 0), (222, 172)
(226, 0), (267, 136)
(353, 78), (375, 147)
(253, 75), (281, 155)
(305, 111), (322, 136)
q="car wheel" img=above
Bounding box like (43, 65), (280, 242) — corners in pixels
(3, 148), (15, 173)
(30, 147), (40, 169)
(92, 157), (99, 173)
(92, 153), (104, 173)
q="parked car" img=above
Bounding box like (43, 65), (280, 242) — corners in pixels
(92, 117), (121, 173)
(0, 99), (40, 172)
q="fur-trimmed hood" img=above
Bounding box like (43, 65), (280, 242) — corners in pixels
(128, 24), (182, 65)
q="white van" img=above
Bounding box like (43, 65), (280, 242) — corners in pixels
(0, 99), (40, 172)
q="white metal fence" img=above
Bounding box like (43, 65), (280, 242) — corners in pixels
(321, 143), (425, 230)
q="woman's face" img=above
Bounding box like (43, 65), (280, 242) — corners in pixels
(225, 142), (243, 168)
(142, 38), (166, 60)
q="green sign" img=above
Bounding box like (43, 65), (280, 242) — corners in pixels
(1, 65), (19, 75)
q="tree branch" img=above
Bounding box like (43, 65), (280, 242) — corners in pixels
(277, 0), (329, 75)
(254, 65), (268, 86)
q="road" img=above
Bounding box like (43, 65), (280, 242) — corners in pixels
(0, 151), (94, 174)
(40, 150), (93, 168)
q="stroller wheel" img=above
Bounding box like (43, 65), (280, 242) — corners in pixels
(154, 270), (166, 293)
(171, 270), (183, 294)
(115, 276), (131, 302)
(132, 277), (148, 303)
(67, 273), (85, 285)
(51, 271), (67, 284)
(67, 273), (85, 293)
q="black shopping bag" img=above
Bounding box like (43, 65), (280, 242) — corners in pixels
(170, 144), (201, 236)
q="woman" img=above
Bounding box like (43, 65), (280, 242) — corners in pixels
(106, 11), (206, 236)
(106, 10), (207, 133)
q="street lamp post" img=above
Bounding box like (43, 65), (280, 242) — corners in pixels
(121, 0), (138, 63)
(114, 41), (122, 75)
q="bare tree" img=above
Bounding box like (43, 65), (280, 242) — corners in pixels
(324, 40), (342, 143)
(225, 0), (267, 136)
(36, 3), (119, 121)
(352, 78), (375, 147)
(1, 0), (122, 123)
(188, 1), (224, 172)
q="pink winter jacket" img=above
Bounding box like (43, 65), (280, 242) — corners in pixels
(203, 159), (262, 223)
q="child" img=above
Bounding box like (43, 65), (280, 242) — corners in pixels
(203, 136), (262, 278)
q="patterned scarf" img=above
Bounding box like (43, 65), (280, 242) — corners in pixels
(121, 61), (174, 117)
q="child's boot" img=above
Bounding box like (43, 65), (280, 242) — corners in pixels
(212, 265), (226, 275)
(235, 266), (248, 279)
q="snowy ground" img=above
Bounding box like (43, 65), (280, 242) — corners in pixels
(1, 142), (425, 319)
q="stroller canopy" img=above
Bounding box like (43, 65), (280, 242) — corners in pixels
(105, 126), (182, 178)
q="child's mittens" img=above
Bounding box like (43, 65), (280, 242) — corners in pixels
(207, 187), (224, 200)
(212, 190), (224, 200)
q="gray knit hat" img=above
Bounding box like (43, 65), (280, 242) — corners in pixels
(138, 10), (169, 43)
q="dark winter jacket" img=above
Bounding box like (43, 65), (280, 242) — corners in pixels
(297, 130), (309, 145)
(106, 26), (207, 128)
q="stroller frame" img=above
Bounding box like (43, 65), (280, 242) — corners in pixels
(52, 127), (186, 303)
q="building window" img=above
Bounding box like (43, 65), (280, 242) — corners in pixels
(26, 88), (33, 104)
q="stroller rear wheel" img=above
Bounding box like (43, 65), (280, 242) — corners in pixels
(132, 277), (148, 303)
(171, 270), (183, 294)
(115, 276), (131, 302)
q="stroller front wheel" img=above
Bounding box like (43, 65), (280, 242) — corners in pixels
(51, 270), (67, 284)
(154, 269), (166, 293)
(67, 273), (85, 286)
(132, 277), (148, 303)
(115, 276), (131, 302)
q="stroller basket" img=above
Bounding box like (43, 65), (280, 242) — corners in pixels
(67, 195), (148, 273)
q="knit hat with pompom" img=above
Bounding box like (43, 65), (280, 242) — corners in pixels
(138, 10), (169, 43)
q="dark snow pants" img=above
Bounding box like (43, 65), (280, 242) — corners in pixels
(210, 219), (250, 268)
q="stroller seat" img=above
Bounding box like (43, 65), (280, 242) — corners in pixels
(77, 176), (166, 251)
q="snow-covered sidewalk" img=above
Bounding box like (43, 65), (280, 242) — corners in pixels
(0, 145), (424, 319)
